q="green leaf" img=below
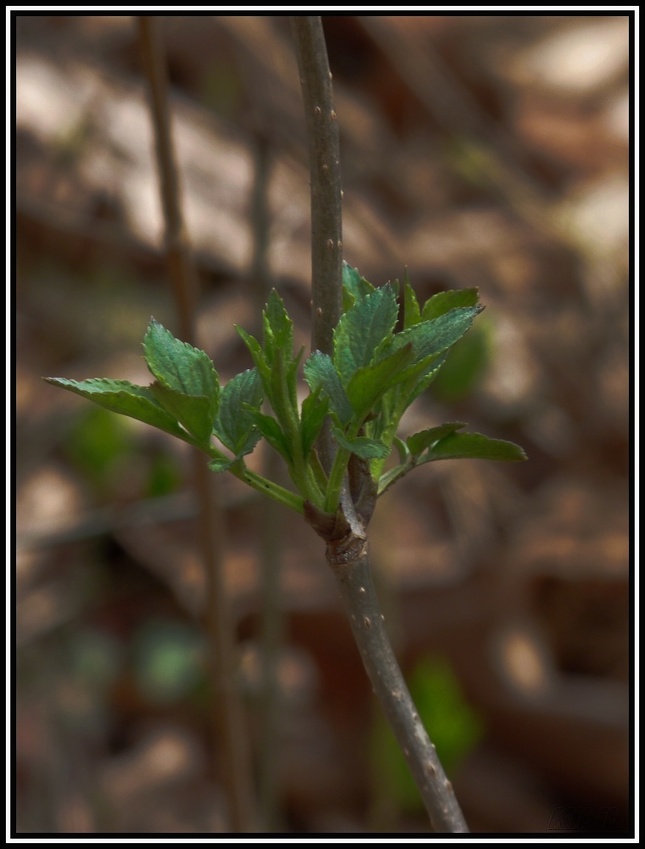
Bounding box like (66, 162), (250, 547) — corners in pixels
(391, 306), (482, 371)
(300, 389), (329, 458)
(251, 411), (292, 463)
(238, 309), (300, 432)
(345, 342), (416, 421)
(213, 368), (263, 456)
(403, 277), (422, 329)
(398, 354), (448, 408)
(380, 350), (448, 417)
(421, 288), (479, 322)
(143, 319), (219, 406)
(263, 289), (293, 360)
(406, 422), (467, 456)
(43, 377), (187, 440)
(266, 345), (302, 450)
(334, 284), (399, 383)
(342, 261), (375, 310)
(376, 464), (408, 497)
(142, 319), (220, 445)
(304, 351), (353, 426)
(236, 325), (272, 387)
(150, 382), (215, 445)
(286, 347), (304, 409)
(365, 354), (448, 447)
(332, 427), (390, 460)
(422, 431), (527, 463)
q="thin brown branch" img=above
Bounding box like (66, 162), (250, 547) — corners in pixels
(332, 550), (469, 833)
(137, 15), (256, 833)
(291, 16), (343, 477)
(137, 16), (197, 341)
(291, 16), (343, 358)
(292, 15), (469, 833)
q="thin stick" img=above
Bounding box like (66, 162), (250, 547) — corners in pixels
(291, 16), (343, 478)
(291, 18), (343, 355)
(137, 16), (197, 341)
(137, 15), (256, 833)
(333, 552), (469, 833)
(291, 15), (469, 833)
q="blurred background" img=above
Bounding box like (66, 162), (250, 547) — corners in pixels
(15, 14), (630, 835)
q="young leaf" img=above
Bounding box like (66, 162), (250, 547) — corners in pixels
(345, 342), (416, 422)
(213, 368), (263, 457)
(403, 277), (422, 329)
(266, 345), (302, 449)
(285, 346), (305, 412)
(342, 261), (375, 310)
(143, 319), (219, 406)
(376, 463), (409, 497)
(142, 319), (220, 444)
(150, 382), (215, 445)
(301, 389), (329, 458)
(422, 432), (527, 463)
(236, 326), (272, 386)
(332, 427), (390, 460)
(304, 351), (353, 426)
(43, 377), (188, 440)
(251, 411), (293, 463)
(397, 354), (449, 409)
(366, 353), (448, 448)
(334, 284), (399, 383)
(263, 289), (294, 361)
(406, 423), (467, 457)
(421, 288), (479, 322)
(238, 310), (300, 432)
(391, 306), (482, 368)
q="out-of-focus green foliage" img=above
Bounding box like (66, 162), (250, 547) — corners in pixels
(63, 406), (134, 493)
(132, 618), (204, 705)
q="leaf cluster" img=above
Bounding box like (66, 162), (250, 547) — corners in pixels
(45, 265), (525, 519)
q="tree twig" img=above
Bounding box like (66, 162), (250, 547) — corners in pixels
(137, 15), (256, 833)
(332, 552), (469, 833)
(291, 16), (342, 477)
(291, 16), (343, 358)
(291, 15), (469, 833)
